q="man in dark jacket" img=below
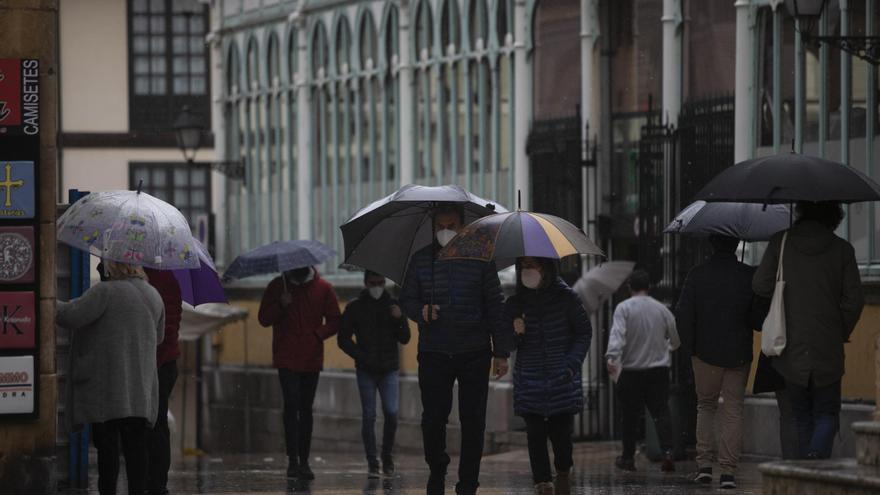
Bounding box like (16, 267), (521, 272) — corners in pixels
(258, 266), (341, 480)
(338, 270), (411, 478)
(400, 203), (512, 495)
(754, 202), (864, 459)
(676, 235), (759, 489)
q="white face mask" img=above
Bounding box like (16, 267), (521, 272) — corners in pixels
(436, 229), (457, 247)
(521, 269), (543, 289)
(368, 286), (384, 300)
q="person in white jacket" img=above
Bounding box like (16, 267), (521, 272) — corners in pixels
(605, 270), (680, 473)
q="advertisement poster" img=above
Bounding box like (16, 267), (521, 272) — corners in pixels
(0, 355), (34, 414)
(0, 59), (39, 136)
(0, 161), (35, 219)
(0, 226), (34, 283)
(0, 291), (35, 349)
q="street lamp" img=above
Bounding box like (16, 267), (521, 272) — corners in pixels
(785, 0), (880, 65)
(174, 105), (204, 164)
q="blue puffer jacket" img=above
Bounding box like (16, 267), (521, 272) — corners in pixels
(507, 278), (591, 417)
(400, 244), (511, 357)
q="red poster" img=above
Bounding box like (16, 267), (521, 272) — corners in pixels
(0, 226), (35, 283)
(0, 59), (38, 136)
(0, 292), (35, 349)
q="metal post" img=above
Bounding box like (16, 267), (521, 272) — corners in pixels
(513, 0), (531, 209)
(662, 0), (682, 127)
(399, 0), (415, 186)
(297, 21), (313, 240)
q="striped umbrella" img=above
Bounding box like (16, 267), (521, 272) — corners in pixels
(438, 211), (604, 268)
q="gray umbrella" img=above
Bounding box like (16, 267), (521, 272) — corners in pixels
(664, 201), (791, 242)
(340, 184), (507, 285)
(222, 240), (336, 281)
(572, 261), (636, 314)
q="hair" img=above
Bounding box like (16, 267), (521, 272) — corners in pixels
(515, 257), (559, 292)
(363, 270), (385, 284)
(795, 201), (844, 230)
(627, 270), (651, 292)
(709, 234), (739, 253)
(105, 261), (148, 281)
(432, 203), (465, 224)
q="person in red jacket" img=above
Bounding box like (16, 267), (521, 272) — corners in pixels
(144, 267), (182, 495)
(258, 265), (341, 481)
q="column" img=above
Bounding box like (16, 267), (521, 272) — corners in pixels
(734, 0), (755, 163)
(208, 4), (226, 265)
(661, 0), (682, 126)
(581, 0), (599, 240)
(398, 0), (415, 186)
(296, 17), (313, 239)
(513, 0), (531, 209)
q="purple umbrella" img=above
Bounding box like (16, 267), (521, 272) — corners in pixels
(172, 240), (227, 306)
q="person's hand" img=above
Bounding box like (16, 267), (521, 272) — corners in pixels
(493, 357), (509, 379)
(513, 317), (525, 335)
(390, 305), (402, 319)
(422, 304), (439, 322)
(606, 358), (619, 376)
(280, 292), (293, 307)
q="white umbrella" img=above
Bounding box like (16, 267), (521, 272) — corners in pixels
(573, 261), (636, 314)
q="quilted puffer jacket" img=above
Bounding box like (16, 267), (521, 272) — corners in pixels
(400, 244), (511, 357)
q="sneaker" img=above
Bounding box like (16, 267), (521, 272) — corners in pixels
(719, 474), (736, 489)
(614, 456), (636, 471)
(298, 463), (315, 481)
(382, 455), (395, 476)
(554, 469), (571, 495)
(661, 451), (676, 473)
(693, 467), (712, 484)
(534, 481), (554, 495)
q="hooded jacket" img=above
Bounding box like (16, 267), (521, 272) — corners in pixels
(258, 268), (341, 372)
(506, 276), (591, 417)
(753, 220), (865, 388)
(145, 268), (182, 368)
(338, 289), (411, 374)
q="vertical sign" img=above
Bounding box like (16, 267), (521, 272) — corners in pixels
(0, 59), (39, 419)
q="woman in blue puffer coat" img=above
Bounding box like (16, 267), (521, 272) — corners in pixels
(506, 257), (591, 495)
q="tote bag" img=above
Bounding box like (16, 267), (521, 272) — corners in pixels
(761, 232), (788, 356)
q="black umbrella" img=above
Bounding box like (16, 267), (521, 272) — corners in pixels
(340, 184), (506, 285)
(694, 153), (880, 204)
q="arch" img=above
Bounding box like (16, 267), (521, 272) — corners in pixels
(225, 41), (242, 94)
(266, 32), (281, 87)
(495, 0), (513, 48)
(358, 9), (379, 71)
(311, 20), (330, 79)
(285, 25), (299, 84)
(468, 0), (489, 50)
(245, 35), (261, 89)
(334, 15), (353, 75)
(439, 0), (462, 53)
(379, 2), (400, 69)
(413, 0), (433, 61)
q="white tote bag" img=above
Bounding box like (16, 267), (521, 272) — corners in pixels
(762, 232), (788, 356)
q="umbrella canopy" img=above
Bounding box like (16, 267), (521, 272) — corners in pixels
(172, 240), (226, 306)
(664, 201), (791, 242)
(57, 190), (200, 269)
(340, 184), (506, 284)
(572, 261), (636, 314)
(438, 211), (604, 268)
(223, 240), (336, 281)
(694, 153), (880, 204)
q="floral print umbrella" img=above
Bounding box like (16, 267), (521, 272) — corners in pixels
(57, 190), (200, 270)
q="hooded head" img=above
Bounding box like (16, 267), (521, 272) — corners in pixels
(709, 234), (739, 255)
(795, 201), (844, 231)
(516, 256), (559, 292)
(284, 266), (314, 285)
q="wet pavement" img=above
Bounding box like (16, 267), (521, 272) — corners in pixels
(62, 441), (766, 494)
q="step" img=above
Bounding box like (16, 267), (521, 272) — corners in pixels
(853, 421), (880, 467)
(761, 459), (880, 494)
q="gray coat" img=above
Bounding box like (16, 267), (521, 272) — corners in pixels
(753, 220), (865, 388)
(56, 278), (165, 429)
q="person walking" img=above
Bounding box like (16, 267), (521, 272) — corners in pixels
(338, 270), (411, 478)
(605, 269), (680, 473)
(676, 235), (761, 489)
(142, 267), (183, 495)
(753, 201), (864, 459)
(258, 265), (341, 480)
(56, 261), (165, 495)
(400, 203), (512, 495)
(506, 257), (590, 495)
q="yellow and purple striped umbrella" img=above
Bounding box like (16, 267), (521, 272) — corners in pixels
(438, 211), (604, 267)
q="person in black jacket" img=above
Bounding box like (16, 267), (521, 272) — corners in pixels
(399, 203), (512, 495)
(505, 257), (590, 495)
(338, 271), (411, 478)
(675, 235), (761, 490)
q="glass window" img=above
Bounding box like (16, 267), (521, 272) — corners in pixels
(130, 163), (211, 232)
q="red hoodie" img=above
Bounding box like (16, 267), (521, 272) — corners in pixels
(258, 269), (341, 372)
(146, 269), (182, 367)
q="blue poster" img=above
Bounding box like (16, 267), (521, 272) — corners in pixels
(0, 161), (35, 219)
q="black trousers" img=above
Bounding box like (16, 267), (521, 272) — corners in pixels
(523, 414), (574, 484)
(418, 350), (491, 495)
(278, 369), (320, 465)
(617, 367), (674, 460)
(147, 360), (178, 495)
(92, 417), (149, 495)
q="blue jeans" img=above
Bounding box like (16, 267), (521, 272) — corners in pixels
(786, 377), (841, 459)
(356, 368), (400, 464)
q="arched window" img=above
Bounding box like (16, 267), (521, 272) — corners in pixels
(224, 44), (245, 257)
(284, 28), (299, 241)
(414, 0), (434, 179)
(245, 37), (261, 247)
(311, 22), (331, 246)
(383, 5), (400, 190)
(266, 34), (281, 241)
(440, 0), (462, 184)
